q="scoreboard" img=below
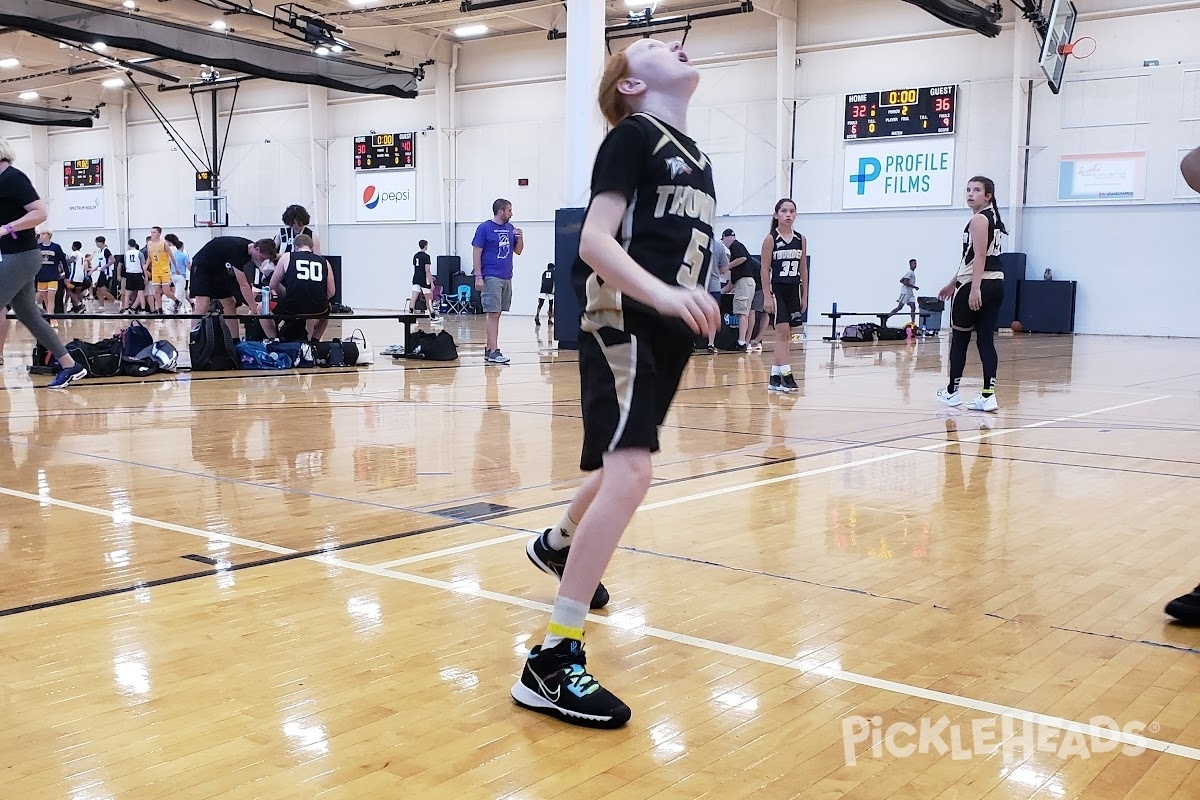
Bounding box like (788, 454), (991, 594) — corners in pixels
(844, 86), (957, 140)
(353, 132), (416, 171)
(64, 158), (103, 188)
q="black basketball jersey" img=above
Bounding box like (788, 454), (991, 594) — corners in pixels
(412, 250), (431, 285)
(279, 225), (313, 254)
(769, 231), (805, 285)
(573, 113), (717, 339)
(958, 207), (1003, 280)
(282, 252), (329, 306)
(540, 268), (554, 294)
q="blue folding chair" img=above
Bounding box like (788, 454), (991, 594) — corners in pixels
(445, 283), (473, 314)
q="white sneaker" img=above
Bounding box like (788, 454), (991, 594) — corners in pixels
(966, 394), (998, 412)
(936, 388), (962, 407)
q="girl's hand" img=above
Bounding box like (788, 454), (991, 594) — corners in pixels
(650, 285), (720, 337)
(969, 288), (982, 311)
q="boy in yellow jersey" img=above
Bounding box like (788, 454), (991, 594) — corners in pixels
(146, 226), (172, 314)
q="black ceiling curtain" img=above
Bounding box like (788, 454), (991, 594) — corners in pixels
(0, 0), (419, 98)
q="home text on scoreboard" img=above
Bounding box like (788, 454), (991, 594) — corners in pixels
(844, 86), (957, 140)
(353, 132), (416, 171)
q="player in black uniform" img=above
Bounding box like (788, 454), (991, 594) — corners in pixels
(408, 239), (439, 321)
(759, 198), (807, 393)
(513, 38), (720, 730)
(189, 235), (277, 340)
(534, 262), (555, 326)
(263, 234), (335, 342)
(936, 176), (1006, 412)
(275, 204), (321, 254)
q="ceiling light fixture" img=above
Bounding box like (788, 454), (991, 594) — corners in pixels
(0, 58), (19, 68)
(314, 46), (330, 56)
(211, 19), (227, 30)
(18, 91), (39, 100)
(330, 44), (344, 53)
(122, 0), (137, 8)
(454, 24), (488, 38)
(102, 77), (125, 88)
(93, 42), (108, 51)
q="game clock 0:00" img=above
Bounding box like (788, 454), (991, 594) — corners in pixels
(844, 86), (957, 140)
(63, 158), (103, 188)
(353, 132), (416, 171)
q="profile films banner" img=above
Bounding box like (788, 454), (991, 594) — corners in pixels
(355, 170), (417, 222)
(62, 187), (105, 229)
(1058, 152), (1147, 201)
(843, 139), (957, 210)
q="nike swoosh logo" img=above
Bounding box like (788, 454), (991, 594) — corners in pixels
(531, 669), (560, 703)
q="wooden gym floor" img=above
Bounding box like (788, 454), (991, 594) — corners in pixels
(0, 314), (1198, 799)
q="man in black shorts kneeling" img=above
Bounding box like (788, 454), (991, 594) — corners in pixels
(190, 236), (278, 340)
(263, 234), (335, 342)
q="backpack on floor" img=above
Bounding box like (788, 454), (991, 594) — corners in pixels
(313, 340), (360, 367)
(29, 343), (61, 375)
(267, 340), (313, 368)
(842, 324), (867, 342)
(236, 340), (292, 370)
(66, 337), (122, 378)
(190, 310), (239, 371)
(405, 330), (459, 361)
(876, 325), (906, 341)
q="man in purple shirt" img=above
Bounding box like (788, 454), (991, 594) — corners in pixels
(472, 198), (524, 364)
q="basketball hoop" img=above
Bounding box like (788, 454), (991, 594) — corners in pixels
(1060, 36), (1097, 60)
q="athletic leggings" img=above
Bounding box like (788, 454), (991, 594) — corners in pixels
(948, 280), (1003, 395)
(0, 248), (69, 359)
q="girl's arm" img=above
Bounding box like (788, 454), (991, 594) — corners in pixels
(579, 192), (719, 336)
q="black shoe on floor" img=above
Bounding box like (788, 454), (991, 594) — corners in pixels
(511, 638), (631, 728)
(527, 529), (610, 610)
(1166, 586), (1200, 625)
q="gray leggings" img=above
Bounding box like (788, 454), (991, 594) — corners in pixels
(1, 248), (68, 359)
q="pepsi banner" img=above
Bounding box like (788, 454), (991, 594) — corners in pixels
(843, 139), (956, 210)
(355, 170), (417, 222)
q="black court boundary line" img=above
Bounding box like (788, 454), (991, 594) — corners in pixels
(621, 547), (1200, 658)
(0, 517), (471, 618)
(0, 423), (960, 618)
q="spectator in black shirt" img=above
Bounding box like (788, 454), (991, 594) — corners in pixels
(721, 229), (754, 350)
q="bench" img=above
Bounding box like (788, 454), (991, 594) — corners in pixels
(15, 312), (432, 355)
(822, 310), (933, 342)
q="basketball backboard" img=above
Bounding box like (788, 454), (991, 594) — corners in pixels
(1039, 0), (1078, 95)
(193, 195), (228, 228)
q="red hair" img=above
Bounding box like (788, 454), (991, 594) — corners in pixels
(598, 52), (632, 127)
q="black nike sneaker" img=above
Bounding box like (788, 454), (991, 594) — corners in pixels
(511, 638), (631, 728)
(527, 529), (610, 609)
(1166, 586), (1200, 625)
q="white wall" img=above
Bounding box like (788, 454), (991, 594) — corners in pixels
(3, 1), (1196, 331)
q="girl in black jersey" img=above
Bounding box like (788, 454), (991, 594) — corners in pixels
(937, 176), (1006, 412)
(759, 198), (807, 393)
(513, 37), (720, 730)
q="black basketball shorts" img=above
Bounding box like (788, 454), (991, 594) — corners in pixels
(770, 282), (803, 326)
(951, 278), (1004, 331)
(189, 265), (238, 301)
(578, 326), (693, 472)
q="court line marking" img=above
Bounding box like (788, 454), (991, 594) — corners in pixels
(372, 532), (530, 568)
(2, 465), (1198, 762)
(365, 395), (1174, 566)
(639, 394), (1172, 511)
